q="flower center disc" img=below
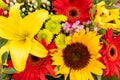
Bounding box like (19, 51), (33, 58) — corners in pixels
(108, 45), (118, 61)
(66, 7), (80, 22)
(63, 43), (90, 70)
(28, 55), (45, 66)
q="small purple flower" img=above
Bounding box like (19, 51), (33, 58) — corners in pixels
(62, 22), (71, 33)
(116, 3), (120, 8)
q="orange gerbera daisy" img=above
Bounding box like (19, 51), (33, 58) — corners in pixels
(52, 0), (92, 24)
(99, 29), (120, 78)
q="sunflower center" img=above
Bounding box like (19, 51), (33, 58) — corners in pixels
(66, 7), (80, 21)
(28, 55), (45, 66)
(63, 43), (90, 70)
(108, 45), (118, 61)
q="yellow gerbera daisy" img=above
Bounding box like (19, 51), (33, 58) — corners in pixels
(0, 4), (48, 71)
(51, 29), (105, 80)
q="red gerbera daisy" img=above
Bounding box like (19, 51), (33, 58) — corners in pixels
(52, 0), (92, 24)
(8, 39), (56, 80)
(99, 29), (120, 78)
(118, 0), (120, 3)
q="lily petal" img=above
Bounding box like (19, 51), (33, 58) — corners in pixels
(9, 38), (31, 71)
(0, 4), (23, 40)
(30, 38), (48, 58)
(9, 3), (22, 25)
(0, 23), (21, 40)
(18, 9), (48, 38)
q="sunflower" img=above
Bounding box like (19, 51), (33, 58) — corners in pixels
(8, 39), (56, 80)
(99, 29), (120, 78)
(51, 29), (105, 80)
(52, 0), (92, 24)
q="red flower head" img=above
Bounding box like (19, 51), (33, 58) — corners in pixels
(118, 0), (120, 3)
(99, 29), (120, 78)
(8, 38), (56, 80)
(52, 0), (92, 24)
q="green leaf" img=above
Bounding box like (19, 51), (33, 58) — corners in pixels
(105, 6), (117, 9)
(101, 75), (120, 80)
(93, 0), (102, 4)
(98, 28), (106, 35)
(4, 68), (17, 74)
(89, 5), (97, 19)
(0, 38), (8, 48)
(104, 0), (111, 5)
(37, 0), (41, 9)
(111, 0), (118, 4)
(0, 73), (2, 80)
(92, 74), (98, 80)
(2, 52), (9, 64)
(0, 68), (3, 80)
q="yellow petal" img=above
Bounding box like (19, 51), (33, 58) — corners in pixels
(52, 56), (63, 65)
(87, 61), (103, 75)
(65, 36), (72, 45)
(70, 70), (76, 80)
(90, 59), (106, 69)
(78, 29), (85, 42)
(18, 9), (48, 38)
(9, 39), (31, 71)
(30, 38), (48, 58)
(9, 3), (22, 25)
(64, 74), (69, 80)
(72, 33), (79, 43)
(0, 17), (20, 40)
(74, 70), (82, 80)
(84, 68), (94, 80)
(60, 65), (70, 74)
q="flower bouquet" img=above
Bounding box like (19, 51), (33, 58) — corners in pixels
(0, 0), (120, 80)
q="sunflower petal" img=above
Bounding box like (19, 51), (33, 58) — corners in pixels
(30, 38), (48, 58)
(18, 9), (48, 38)
(9, 39), (31, 71)
(70, 70), (76, 80)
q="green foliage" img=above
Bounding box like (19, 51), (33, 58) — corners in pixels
(0, 38), (8, 48)
(93, 0), (118, 9)
(2, 52), (9, 64)
(98, 28), (106, 35)
(93, 0), (118, 5)
(4, 68), (17, 74)
(101, 75), (120, 80)
(46, 75), (64, 80)
(89, 5), (97, 19)
(37, 0), (41, 9)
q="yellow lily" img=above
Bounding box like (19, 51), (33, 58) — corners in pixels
(94, 1), (120, 30)
(0, 4), (48, 71)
